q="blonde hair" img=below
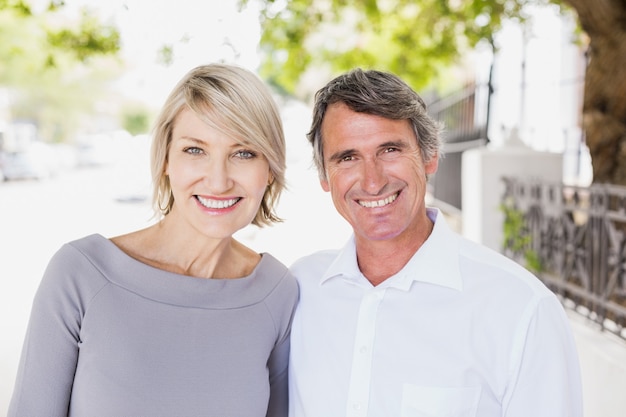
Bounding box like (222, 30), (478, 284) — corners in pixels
(150, 63), (286, 226)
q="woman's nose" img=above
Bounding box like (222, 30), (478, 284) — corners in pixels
(203, 157), (233, 193)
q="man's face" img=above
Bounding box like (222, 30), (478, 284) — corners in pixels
(320, 102), (438, 245)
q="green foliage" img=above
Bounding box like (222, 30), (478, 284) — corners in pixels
(121, 105), (152, 136)
(46, 11), (120, 62)
(156, 45), (175, 67)
(0, 8), (46, 84)
(500, 200), (542, 273)
(241, 0), (564, 96)
(0, 0), (33, 15)
(10, 61), (122, 143)
(0, 1), (122, 143)
(0, 2), (120, 79)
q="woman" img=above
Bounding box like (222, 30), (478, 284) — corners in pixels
(8, 64), (298, 417)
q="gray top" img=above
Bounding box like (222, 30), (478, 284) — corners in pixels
(8, 234), (298, 417)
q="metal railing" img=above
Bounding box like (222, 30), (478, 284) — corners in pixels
(501, 177), (626, 340)
(427, 82), (491, 209)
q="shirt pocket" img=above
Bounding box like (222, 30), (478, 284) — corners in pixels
(400, 384), (481, 417)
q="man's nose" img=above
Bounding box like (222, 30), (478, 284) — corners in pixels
(361, 158), (387, 194)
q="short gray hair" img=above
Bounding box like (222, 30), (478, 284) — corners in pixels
(307, 68), (443, 179)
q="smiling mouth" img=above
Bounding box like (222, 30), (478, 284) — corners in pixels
(358, 192), (399, 208)
(196, 196), (241, 209)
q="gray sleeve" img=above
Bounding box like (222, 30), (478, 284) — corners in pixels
(265, 270), (299, 417)
(8, 243), (108, 417)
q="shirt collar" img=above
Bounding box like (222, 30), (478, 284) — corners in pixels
(320, 207), (463, 291)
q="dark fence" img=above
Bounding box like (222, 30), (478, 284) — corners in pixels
(501, 177), (626, 340)
(428, 82), (491, 209)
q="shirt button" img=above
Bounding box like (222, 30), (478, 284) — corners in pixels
(359, 346), (368, 354)
(353, 403), (362, 411)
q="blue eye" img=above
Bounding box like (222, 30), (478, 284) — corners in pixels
(235, 150), (257, 159)
(184, 147), (203, 155)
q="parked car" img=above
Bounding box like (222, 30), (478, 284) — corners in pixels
(0, 142), (58, 181)
(75, 131), (129, 168)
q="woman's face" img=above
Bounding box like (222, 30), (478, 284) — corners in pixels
(165, 107), (271, 239)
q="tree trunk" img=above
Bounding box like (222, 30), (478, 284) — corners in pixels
(563, 0), (626, 185)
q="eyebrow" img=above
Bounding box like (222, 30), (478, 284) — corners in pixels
(328, 149), (357, 163)
(177, 136), (250, 149)
(378, 140), (409, 150)
(327, 140), (409, 163)
(177, 136), (205, 144)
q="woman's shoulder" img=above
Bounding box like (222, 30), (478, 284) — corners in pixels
(257, 253), (295, 282)
(66, 233), (112, 252)
(36, 234), (112, 303)
(51, 233), (111, 267)
(256, 253), (298, 297)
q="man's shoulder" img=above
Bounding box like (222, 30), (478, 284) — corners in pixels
(289, 249), (340, 280)
(291, 249), (340, 268)
(457, 236), (553, 297)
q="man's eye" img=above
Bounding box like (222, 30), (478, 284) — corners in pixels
(341, 155), (354, 162)
(384, 147), (398, 153)
(235, 149), (257, 159)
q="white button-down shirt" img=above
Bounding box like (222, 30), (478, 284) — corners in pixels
(288, 208), (582, 417)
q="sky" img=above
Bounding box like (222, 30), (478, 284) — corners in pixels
(63, 0), (263, 105)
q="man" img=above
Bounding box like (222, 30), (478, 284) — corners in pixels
(288, 68), (582, 417)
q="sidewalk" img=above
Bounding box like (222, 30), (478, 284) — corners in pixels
(567, 307), (626, 417)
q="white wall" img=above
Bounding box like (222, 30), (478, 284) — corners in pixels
(467, 5), (591, 186)
(462, 129), (563, 251)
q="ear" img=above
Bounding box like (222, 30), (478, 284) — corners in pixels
(425, 152), (439, 176)
(164, 157), (169, 176)
(320, 177), (330, 192)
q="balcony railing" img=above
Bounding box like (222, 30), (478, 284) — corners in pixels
(427, 82), (491, 210)
(501, 177), (626, 340)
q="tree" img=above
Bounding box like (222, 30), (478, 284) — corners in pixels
(0, 0), (121, 142)
(121, 103), (152, 136)
(242, 0), (626, 185)
(562, 0), (626, 185)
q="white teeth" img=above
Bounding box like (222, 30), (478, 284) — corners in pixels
(196, 196), (240, 209)
(358, 192), (398, 208)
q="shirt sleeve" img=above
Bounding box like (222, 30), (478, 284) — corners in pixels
(502, 294), (583, 417)
(265, 271), (299, 417)
(266, 331), (290, 417)
(8, 244), (105, 417)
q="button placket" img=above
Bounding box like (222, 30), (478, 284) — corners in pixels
(345, 289), (385, 417)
